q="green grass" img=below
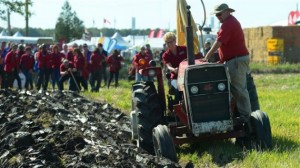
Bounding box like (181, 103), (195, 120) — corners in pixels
(250, 63), (300, 73)
(83, 80), (134, 113)
(82, 73), (300, 168)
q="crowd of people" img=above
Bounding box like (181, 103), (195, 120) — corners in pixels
(0, 41), (124, 92)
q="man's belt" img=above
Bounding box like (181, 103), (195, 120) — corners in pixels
(226, 55), (248, 62)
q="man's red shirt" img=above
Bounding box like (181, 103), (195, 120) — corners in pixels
(217, 15), (249, 62)
(66, 50), (74, 62)
(16, 50), (25, 71)
(107, 55), (123, 72)
(74, 55), (86, 71)
(90, 52), (105, 71)
(4, 51), (17, 72)
(37, 50), (52, 69)
(20, 53), (35, 70)
(51, 52), (63, 69)
(133, 52), (151, 71)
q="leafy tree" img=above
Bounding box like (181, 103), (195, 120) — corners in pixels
(55, 0), (84, 43)
(0, 0), (28, 19)
(0, 0), (32, 35)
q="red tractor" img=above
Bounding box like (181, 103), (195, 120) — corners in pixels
(130, 6), (272, 162)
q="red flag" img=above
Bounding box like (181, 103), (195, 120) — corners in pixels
(148, 29), (155, 38)
(103, 18), (111, 24)
(156, 29), (164, 38)
(288, 11), (300, 25)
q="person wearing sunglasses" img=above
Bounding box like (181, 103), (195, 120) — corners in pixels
(203, 3), (251, 126)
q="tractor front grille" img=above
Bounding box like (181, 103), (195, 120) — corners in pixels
(185, 64), (231, 125)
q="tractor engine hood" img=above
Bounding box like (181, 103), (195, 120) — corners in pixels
(177, 59), (209, 91)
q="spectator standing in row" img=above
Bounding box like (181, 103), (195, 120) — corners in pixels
(73, 48), (88, 91)
(14, 44), (25, 89)
(89, 48), (105, 92)
(67, 43), (77, 62)
(36, 44), (52, 91)
(60, 44), (68, 57)
(20, 47), (35, 90)
(107, 49), (123, 88)
(97, 43), (108, 87)
(4, 44), (19, 89)
(82, 43), (91, 85)
(51, 45), (63, 91)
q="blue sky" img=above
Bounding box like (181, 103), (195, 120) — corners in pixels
(1, 0), (299, 30)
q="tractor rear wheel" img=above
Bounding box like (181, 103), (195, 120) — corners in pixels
(152, 124), (177, 162)
(132, 82), (164, 154)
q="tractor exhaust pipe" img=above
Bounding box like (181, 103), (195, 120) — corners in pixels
(186, 5), (195, 65)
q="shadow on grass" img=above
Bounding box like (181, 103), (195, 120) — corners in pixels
(271, 135), (300, 153)
(177, 135), (299, 167)
(177, 139), (245, 167)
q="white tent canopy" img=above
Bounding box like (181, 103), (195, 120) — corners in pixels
(0, 30), (7, 36)
(110, 32), (131, 49)
(0, 36), (53, 44)
(67, 39), (96, 51)
(67, 39), (94, 47)
(13, 31), (23, 37)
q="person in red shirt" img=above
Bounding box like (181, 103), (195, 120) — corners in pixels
(82, 43), (92, 81)
(20, 47), (35, 90)
(66, 43), (78, 62)
(89, 48), (105, 92)
(58, 59), (77, 91)
(73, 48), (88, 91)
(132, 46), (152, 82)
(97, 43), (108, 87)
(15, 44), (25, 89)
(106, 49), (123, 88)
(4, 44), (19, 89)
(50, 45), (63, 91)
(203, 3), (251, 125)
(162, 32), (188, 103)
(36, 44), (52, 91)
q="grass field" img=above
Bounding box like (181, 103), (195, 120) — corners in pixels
(83, 73), (300, 168)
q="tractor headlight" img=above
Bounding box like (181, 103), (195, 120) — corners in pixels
(190, 85), (199, 94)
(217, 83), (226, 91)
(148, 69), (156, 77)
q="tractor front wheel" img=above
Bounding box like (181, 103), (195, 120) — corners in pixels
(237, 110), (272, 150)
(152, 124), (177, 162)
(250, 110), (272, 150)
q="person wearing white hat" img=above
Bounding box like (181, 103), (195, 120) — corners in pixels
(203, 3), (251, 126)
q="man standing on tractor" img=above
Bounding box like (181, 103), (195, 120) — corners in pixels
(203, 3), (251, 126)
